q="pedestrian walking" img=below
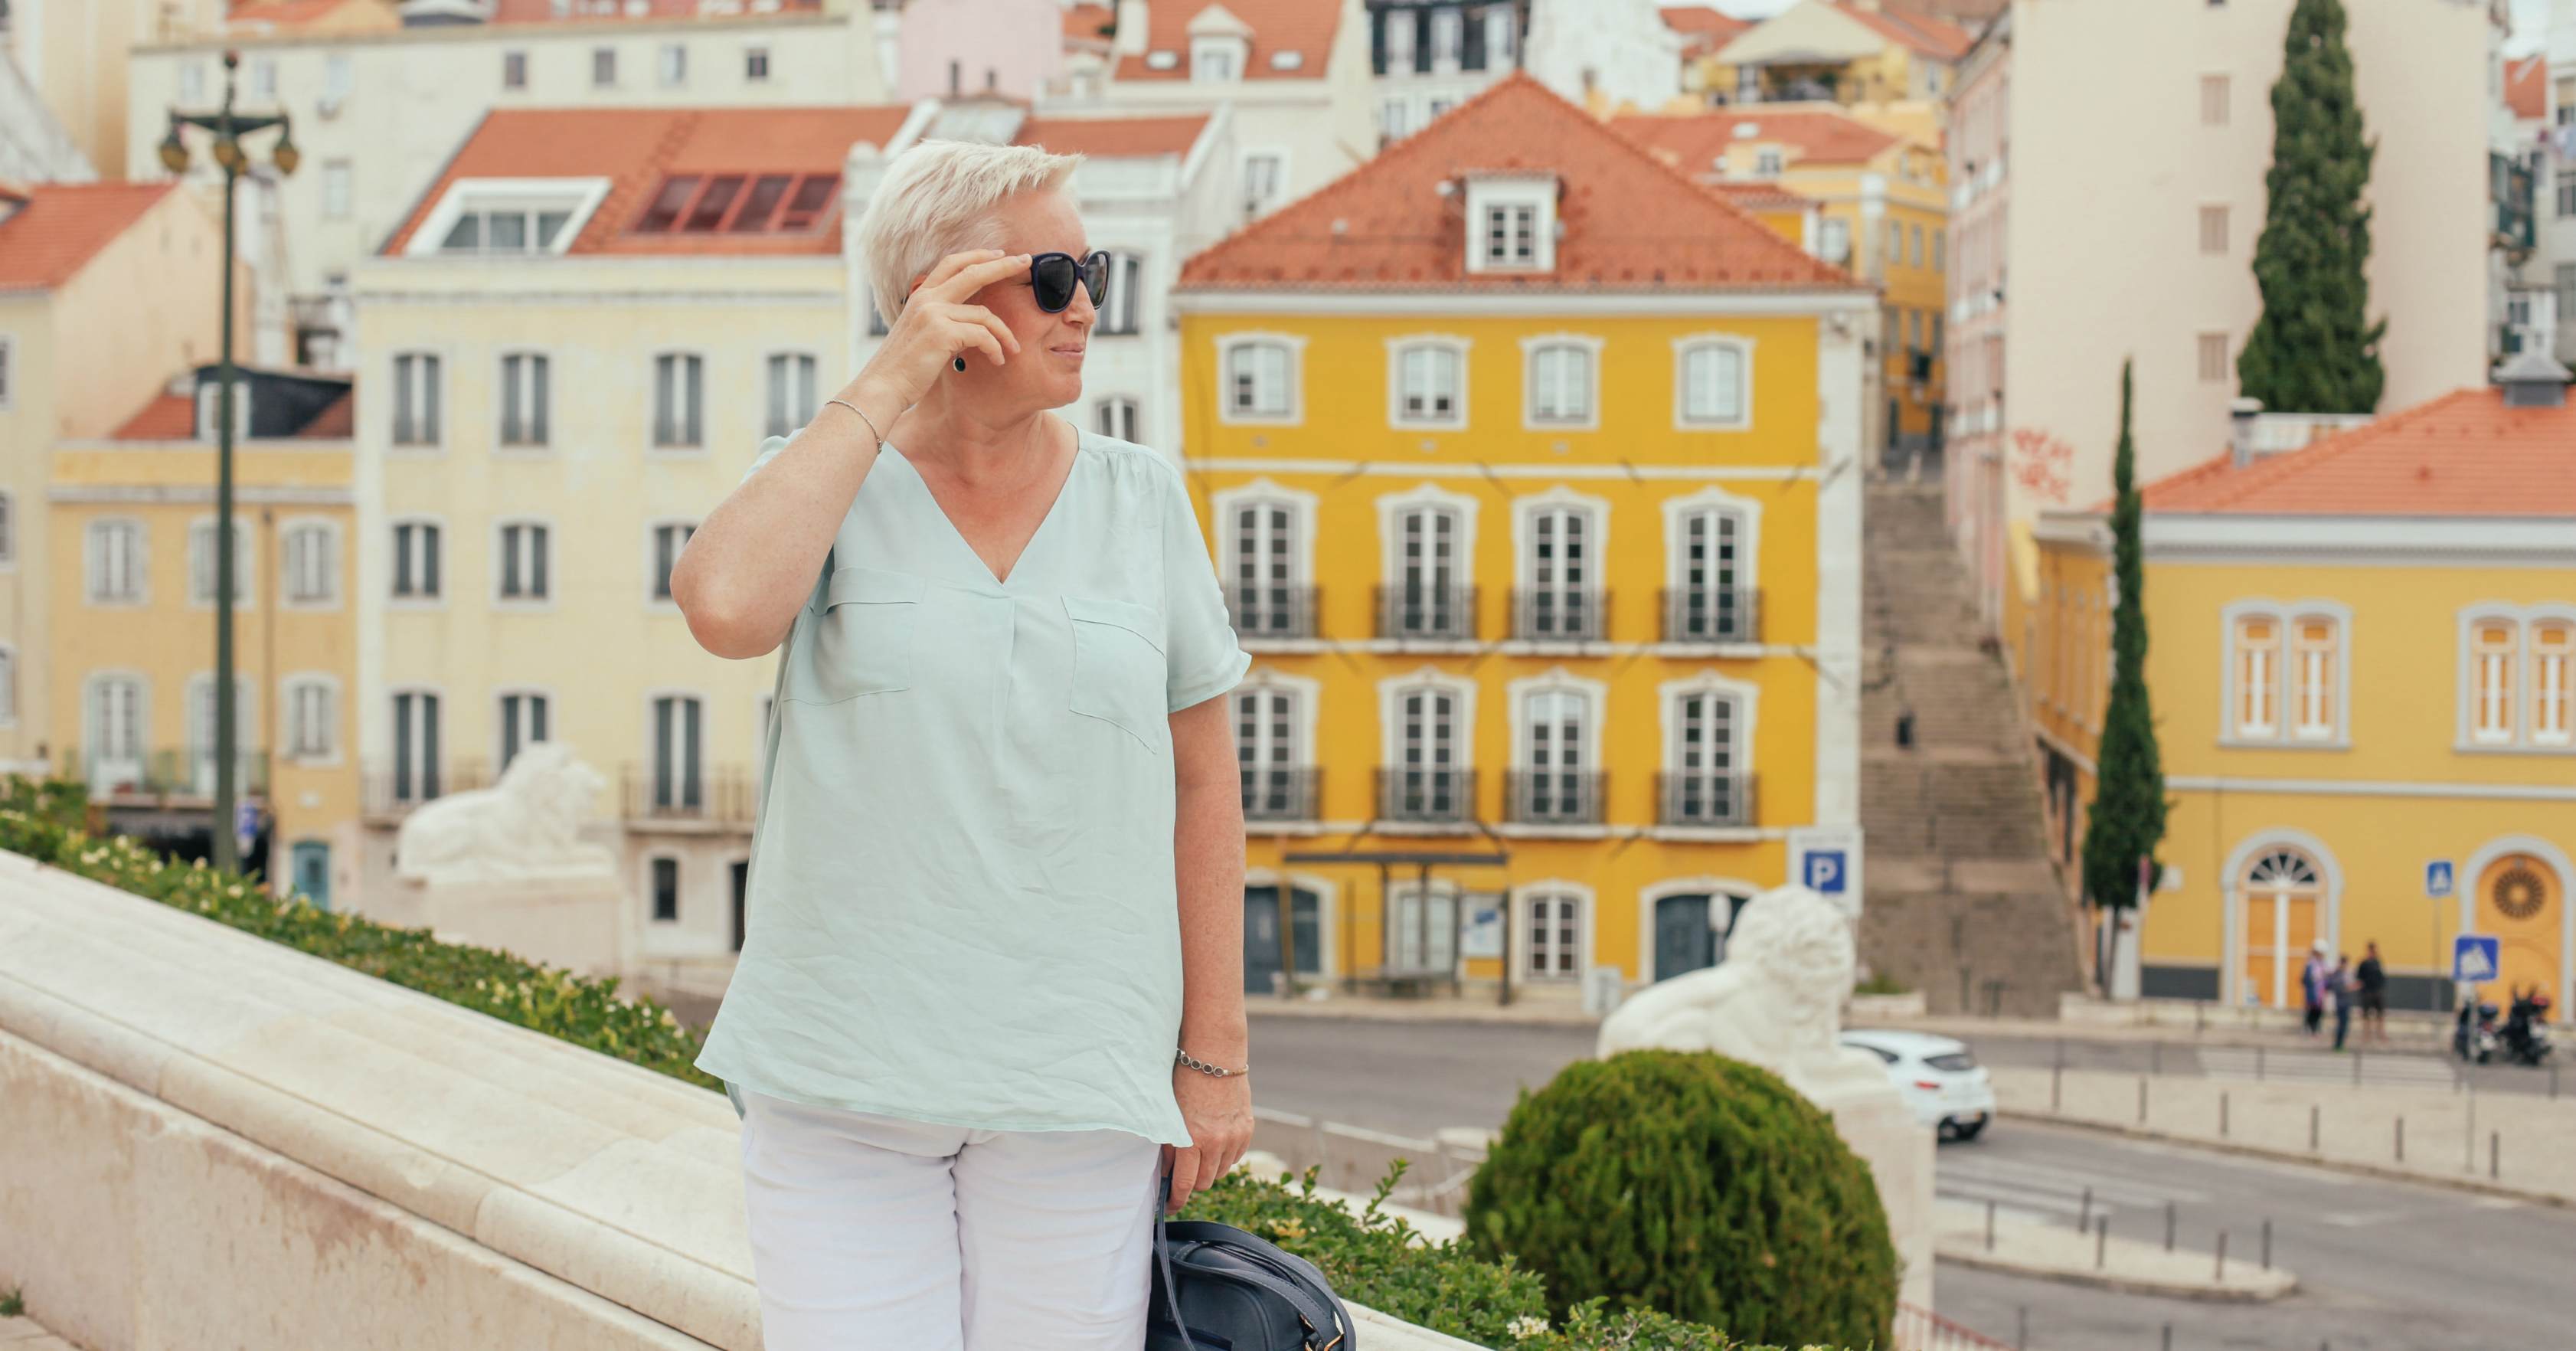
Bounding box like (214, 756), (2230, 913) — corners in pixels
(672, 140), (1254, 1351)
(2358, 940), (2389, 1045)
(2331, 954), (2357, 1051)
(2303, 940), (2330, 1036)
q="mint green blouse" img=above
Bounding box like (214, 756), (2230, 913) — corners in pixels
(696, 430), (1249, 1146)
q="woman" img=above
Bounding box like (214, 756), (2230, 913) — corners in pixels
(672, 140), (1254, 1351)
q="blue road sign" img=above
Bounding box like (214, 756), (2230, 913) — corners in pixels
(1804, 850), (1848, 894)
(2426, 860), (2455, 898)
(2453, 934), (2500, 984)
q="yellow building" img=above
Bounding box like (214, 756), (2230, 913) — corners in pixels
(2026, 384), (2576, 1018)
(1701, 0), (1971, 131)
(53, 368), (358, 901)
(1173, 74), (1873, 998)
(1617, 106), (1950, 466)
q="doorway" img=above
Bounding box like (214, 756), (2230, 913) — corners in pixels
(291, 840), (331, 910)
(2475, 853), (2558, 1016)
(1244, 885), (1322, 993)
(2239, 849), (2321, 1008)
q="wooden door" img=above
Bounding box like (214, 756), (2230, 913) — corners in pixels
(2240, 849), (2321, 1008)
(2474, 855), (2559, 1016)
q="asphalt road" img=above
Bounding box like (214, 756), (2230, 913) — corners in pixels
(1247, 1013), (2576, 1351)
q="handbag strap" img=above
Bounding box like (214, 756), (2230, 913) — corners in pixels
(1156, 1175), (1199, 1351)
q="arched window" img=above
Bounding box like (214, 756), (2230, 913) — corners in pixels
(1675, 340), (1749, 428)
(1667, 503), (1751, 641)
(1663, 688), (1747, 826)
(1512, 686), (1596, 823)
(1524, 890), (1584, 981)
(1517, 502), (1598, 640)
(1227, 497), (1308, 637)
(1525, 342), (1593, 426)
(1393, 343), (1463, 426)
(2473, 618), (2518, 744)
(2240, 848), (2321, 1009)
(2534, 621), (2572, 746)
(1384, 683), (1466, 823)
(1236, 683), (1310, 820)
(2290, 615), (2339, 741)
(1384, 504), (1469, 639)
(2233, 615), (2280, 740)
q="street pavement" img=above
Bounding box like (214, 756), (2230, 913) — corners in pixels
(1248, 1012), (2576, 1351)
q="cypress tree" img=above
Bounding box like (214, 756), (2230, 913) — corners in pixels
(2237, 0), (2385, 414)
(2081, 361), (2166, 956)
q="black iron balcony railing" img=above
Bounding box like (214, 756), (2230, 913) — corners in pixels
(1510, 587), (1610, 642)
(1661, 586), (1762, 644)
(1657, 771), (1757, 828)
(1241, 765), (1322, 822)
(1374, 584), (1479, 641)
(65, 748), (270, 801)
(1375, 766), (1476, 825)
(1502, 770), (1605, 826)
(361, 759), (492, 816)
(1227, 584), (1319, 641)
(622, 764), (757, 823)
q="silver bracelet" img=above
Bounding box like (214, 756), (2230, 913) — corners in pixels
(1176, 1046), (1249, 1078)
(822, 397), (885, 451)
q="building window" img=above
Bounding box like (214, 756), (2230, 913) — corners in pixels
(392, 352), (441, 446)
(322, 160), (352, 219)
(2462, 612), (2576, 750)
(1677, 340), (1750, 427)
(283, 522), (338, 604)
(1526, 342), (1594, 427)
(1388, 685), (1465, 822)
(1429, 8), (1463, 67)
(633, 173), (839, 234)
(1664, 688), (1746, 826)
(1098, 254), (1143, 335)
(2472, 618), (2517, 744)
(195, 382), (250, 442)
(1670, 503), (1751, 642)
(0, 648), (16, 725)
(0, 492), (15, 563)
(745, 46), (770, 82)
(1525, 891), (1581, 980)
(2200, 74), (2230, 126)
(1817, 217), (1851, 264)
(1388, 505), (1469, 638)
(1483, 6), (1516, 66)
(325, 53), (352, 104)
(2239, 847), (2321, 1009)
(1908, 223), (1924, 267)
(502, 51), (528, 90)
(1483, 204), (1536, 267)
(652, 523), (695, 600)
(1223, 339), (1297, 421)
(1515, 686), (1594, 822)
(391, 520), (442, 599)
(765, 353), (817, 437)
(498, 522), (550, 601)
(659, 43), (686, 87)
(1241, 154), (1283, 220)
(2234, 615), (2279, 739)
(1392, 342), (1464, 427)
(181, 62), (206, 106)
(1237, 684), (1308, 819)
(654, 695), (704, 811)
(1383, 8), (1417, 74)
(592, 47), (616, 87)
(2196, 332), (2230, 384)
(1381, 99), (1410, 142)
(2290, 617), (2338, 741)
(87, 676), (147, 790)
(2198, 204), (2228, 255)
(500, 352), (550, 447)
(1191, 37), (1244, 83)
(285, 678), (336, 760)
(87, 519), (146, 604)
(652, 857), (680, 922)
(0, 335), (13, 409)
(1094, 397), (1141, 444)
(2558, 168), (2576, 219)
(437, 198), (577, 255)
(188, 520), (253, 604)
(1756, 147), (1785, 177)
(391, 690), (441, 802)
(499, 692), (548, 770)
(653, 353), (704, 447)
(1518, 503), (1597, 639)
(2535, 621), (2574, 747)
(1228, 498), (1306, 637)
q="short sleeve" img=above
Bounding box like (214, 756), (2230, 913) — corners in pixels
(1159, 466), (1250, 711)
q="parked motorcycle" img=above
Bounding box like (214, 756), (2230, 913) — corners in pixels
(2500, 989), (2555, 1067)
(2454, 999), (2500, 1064)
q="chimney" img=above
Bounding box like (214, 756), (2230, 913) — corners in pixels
(2228, 396), (2262, 467)
(1114, 0), (1150, 57)
(2495, 346), (2572, 410)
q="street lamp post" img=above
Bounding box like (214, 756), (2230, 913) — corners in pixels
(162, 51), (296, 875)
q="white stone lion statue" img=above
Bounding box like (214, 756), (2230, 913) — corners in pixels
(1597, 883), (1891, 1104)
(396, 742), (615, 889)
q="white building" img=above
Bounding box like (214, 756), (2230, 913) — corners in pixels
(1943, 0), (2498, 630)
(1362, 0), (1526, 143)
(1522, 0), (1680, 114)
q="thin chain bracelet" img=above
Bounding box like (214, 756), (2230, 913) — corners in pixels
(1175, 1046), (1250, 1078)
(822, 397), (885, 451)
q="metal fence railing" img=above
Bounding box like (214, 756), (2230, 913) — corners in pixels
(1509, 587), (1609, 642)
(361, 760), (492, 816)
(1657, 771), (1756, 828)
(1374, 584), (1479, 641)
(620, 764), (757, 824)
(1660, 585), (1761, 644)
(64, 748), (270, 801)
(1375, 767), (1475, 826)
(1502, 770), (1604, 826)
(1227, 584), (1319, 641)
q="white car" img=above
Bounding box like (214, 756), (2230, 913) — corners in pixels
(1840, 1029), (1996, 1140)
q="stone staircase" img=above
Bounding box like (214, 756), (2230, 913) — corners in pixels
(1858, 481), (2084, 1016)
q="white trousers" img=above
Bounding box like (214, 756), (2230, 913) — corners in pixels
(738, 1090), (1164, 1351)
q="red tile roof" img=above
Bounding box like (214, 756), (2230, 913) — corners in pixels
(1178, 74), (1862, 294)
(0, 183), (178, 292)
(1113, 0), (1342, 83)
(486, 0), (819, 20)
(1610, 106), (1902, 174)
(1835, 0), (1973, 61)
(2140, 388), (2576, 516)
(1708, 180), (1814, 216)
(300, 389), (355, 438)
(383, 106), (912, 257)
(226, 0), (376, 26)
(1064, 2), (1116, 44)
(113, 393), (198, 440)
(1019, 114), (1211, 159)
(1661, 5), (1751, 57)
(2507, 53), (2547, 123)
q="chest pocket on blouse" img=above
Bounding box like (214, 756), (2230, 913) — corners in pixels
(790, 566), (926, 705)
(1064, 595), (1169, 753)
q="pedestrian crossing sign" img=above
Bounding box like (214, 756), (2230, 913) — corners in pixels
(2452, 934), (2500, 984)
(2426, 859), (2454, 898)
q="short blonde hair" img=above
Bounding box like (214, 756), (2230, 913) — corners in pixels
(858, 140), (1083, 322)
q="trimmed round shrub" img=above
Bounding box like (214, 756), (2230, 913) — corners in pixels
(1463, 1049), (1897, 1349)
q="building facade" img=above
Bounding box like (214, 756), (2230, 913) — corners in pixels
(1173, 74), (1871, 999)
(1363, 0), (1528, 144)
(2028, 381), (2576, 1019)
(1707, 0), (1970, 128)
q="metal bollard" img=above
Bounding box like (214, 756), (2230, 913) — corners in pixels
(2215, 1229), (2228, 1281)
(2018, 1306), (2028, 1351)
(1986, 1198), (1996, 1252)
(2077, 1185), (2092, 1231)
(2352, 1049), (2362, 1087)
(2310, 1104), (2319, 1151)
(2164, 1200), (2176, 1252)
(2395, 1114), (2404, 1162)
(2257, 1045), (2266, 1081)
(2153, 1040), (2163, 1076)
(2051, 1059), (2062, 1111)
(2261, 1218), (2271, 1270)
(2221, 1091), (2231, 1137)
(2490, 1130), (2499, 1179)
(2095, 1215), (2108, 1270)
(2162, 1324), (2173, 1351)
(2140, 1075), (2149, 1123)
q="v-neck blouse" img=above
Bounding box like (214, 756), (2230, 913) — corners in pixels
(696, 430), (1250, 1145)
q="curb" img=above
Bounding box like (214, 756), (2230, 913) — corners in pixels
(2004, 1110), (2573, 1210)
(1931, 1246), (2296, 1304)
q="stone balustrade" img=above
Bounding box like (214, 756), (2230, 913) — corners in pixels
(0, 852), (1477, 1351)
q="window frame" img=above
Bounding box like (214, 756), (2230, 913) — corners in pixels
(1515, 879), (1593, 983)
(280, 672), (342, 765)
(1463, 174), (1558, 274)
(1214, 479), (1318, 644)
(1505, 669), (1607, 826)
(1520, 333), (1602, 431)
(185, 514), (257, 608)
(763, 348), (821, 440)
(495, 686), (554, 773)
(83, 672), (152, 790)
(645, 518), (700, 609)
(1238, 149), (1288, 221)
(389, 349), (444, 450)
(1512, 488), (1608, 643)
(2455, 604), (2576, 753)
(1097, 253), (1146, 336)
(1216, 332), (1307, 427)
(0, 332), (14, 410)
(1235, 669), (1322, 822)
(2220, 599), (2351, 748)
(1661, 487), (1763, 646)
(387, 515), (446, 607)
(1375, 485), (1481, 642)
(1093, 395), (1143, 445)
(1385, 334), (1472, 430)
(649, 348), (710, 453)
(0, 644), (17, 727)
(1657, 672), (1760, 830)
(744, 44), (771, 83)
(1672, 333), (1755, 431)
(0, 489), (16, 568)
(1375, 666), (1479, 818)
(402, 177), (613, 260)
(495, 348), (553, 450)
(278, 516), (342, 609)
(492, 515), (556, 609)
(86, 517), (149, 607)
(645, 688), (710, 815)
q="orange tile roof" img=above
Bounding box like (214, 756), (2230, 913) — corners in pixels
(1019, 114), (1211, 159)
(113, 393), (198, 440)
(2139, 388), (2576, 517)
(1708, 180), (1813, 215)
(383, 106), (912, 257)
(299, 389), (355, 438)
(1662, 5), (1750, 57)
(226, 0), (373, 25)
(1835, 0), (1973, 61)
(1178, 73), (1862, 294)
(1064, 2), (1116, 44)
(2508, 53), (2547, 123)
(1610, 106), (1902, 174)
(1113, 0), (1342, 83)
(0, 182), (178, 292)
(487, 0), (820, 20)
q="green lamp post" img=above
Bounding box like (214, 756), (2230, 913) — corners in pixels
(160, 51), (297, 874)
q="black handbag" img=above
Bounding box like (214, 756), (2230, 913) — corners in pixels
(1147, 1209), (1358, 1351)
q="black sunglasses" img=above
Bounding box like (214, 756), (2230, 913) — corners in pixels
(1030, 250), (1111, 314)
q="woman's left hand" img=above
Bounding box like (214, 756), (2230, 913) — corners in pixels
(1165, 1066), (1254, 1213)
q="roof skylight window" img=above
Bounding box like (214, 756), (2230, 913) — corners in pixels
(631, 172), (841, 234)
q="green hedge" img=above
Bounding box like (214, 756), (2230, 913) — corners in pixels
(1, 779), (1858, 1351)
